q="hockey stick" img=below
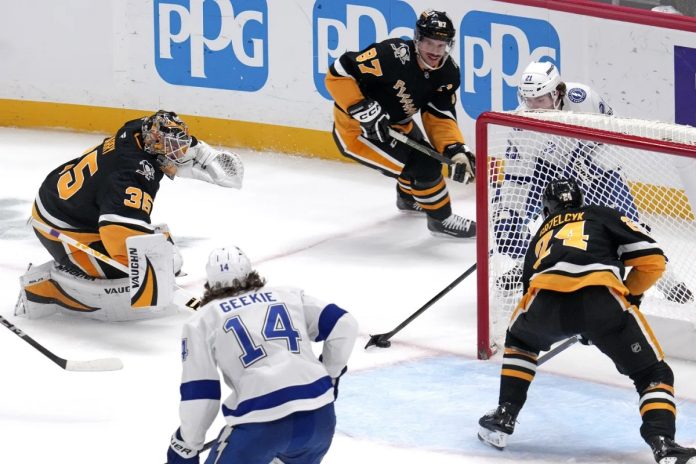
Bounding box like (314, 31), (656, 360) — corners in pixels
(365, 263), (477, 349)
(31, 219), (201, 311)
(537, 335), (580, 366)
(0, 314), (123, 371)
(387, 128), (453, 165)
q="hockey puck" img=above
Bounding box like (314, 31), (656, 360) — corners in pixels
(375, 339), (391, 348)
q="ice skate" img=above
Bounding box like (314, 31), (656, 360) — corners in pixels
(396, 195), (424, 214)
(478, 403), (517, 450)
(427, 214), (475, 238)
(648, 435), (696, 464)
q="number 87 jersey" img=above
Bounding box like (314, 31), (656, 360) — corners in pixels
(178, 286), (357, 440)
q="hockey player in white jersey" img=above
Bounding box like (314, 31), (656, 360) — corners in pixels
(166, 247), (358, 464)
(493, 61), (694, 304)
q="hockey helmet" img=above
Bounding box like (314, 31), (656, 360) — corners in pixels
(542, 177), (584, 217)
(142, 110), (193, 165)
(414, 10), (455, 70)
(206, 247), (252, 290)
(518, 61), (563, 109)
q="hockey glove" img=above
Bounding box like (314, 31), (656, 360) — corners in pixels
(348, 99), (391, 143)
(444, 143), (475, 184)
(167, 429), (200, 464)
(176, 140), (244, 189)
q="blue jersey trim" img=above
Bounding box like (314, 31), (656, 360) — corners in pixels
(180, 379), (222, 401)
(315, 304), (347, 342)
(222, 376), (333, 418)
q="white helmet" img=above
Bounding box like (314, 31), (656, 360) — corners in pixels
(205, 247), (252, 289)
(518, 61), (563, 108)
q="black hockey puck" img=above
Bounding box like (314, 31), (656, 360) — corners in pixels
(375, 339), (391, 348)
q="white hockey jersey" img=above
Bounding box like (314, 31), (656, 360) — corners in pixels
(176, 286), (358, 450)
(518, 81), (613, 115)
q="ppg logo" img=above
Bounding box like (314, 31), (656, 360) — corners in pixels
(460, 12), (561, 119)
(154, 0), (268, 91)
(313, 0), (416, 99)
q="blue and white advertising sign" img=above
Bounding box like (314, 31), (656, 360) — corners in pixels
(155, 0), (268, 91)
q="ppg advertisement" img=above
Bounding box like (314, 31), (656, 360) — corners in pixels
(2, 0), (695, 154)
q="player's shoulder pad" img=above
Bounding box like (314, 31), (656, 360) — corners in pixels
(373, 38), (413, 65)
(435, 57), (461, 91)
(564, 82), (591, 104)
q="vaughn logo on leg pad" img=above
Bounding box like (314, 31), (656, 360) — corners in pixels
(128, 247), (159, 308)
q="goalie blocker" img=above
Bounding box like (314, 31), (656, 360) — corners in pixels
(15, 234), (179, 322)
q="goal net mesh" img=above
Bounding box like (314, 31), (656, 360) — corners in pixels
(480, 110), (696, 354)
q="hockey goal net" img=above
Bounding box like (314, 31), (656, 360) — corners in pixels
(476, 110), (696, 360)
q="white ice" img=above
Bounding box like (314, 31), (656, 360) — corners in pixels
(1, 127), (695, 464)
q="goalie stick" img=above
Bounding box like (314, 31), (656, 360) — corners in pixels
(30, 219), (202, 311)
(0, 314), (123, 371)
(365, 263), (477, 349)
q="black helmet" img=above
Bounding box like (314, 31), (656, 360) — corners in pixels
(415, 10), (455, 44)
(542, 177), (584, 217)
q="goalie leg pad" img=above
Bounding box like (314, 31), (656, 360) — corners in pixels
(126, 233), (174, 310)
(17, 261), (177, 322)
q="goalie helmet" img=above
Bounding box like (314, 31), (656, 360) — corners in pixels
(205, 247), (252, 290)
(414, 10), (455, 70)
(142, 110), (193, 165)
(518, 61), (564, 109)
(542, 177), (584, 217)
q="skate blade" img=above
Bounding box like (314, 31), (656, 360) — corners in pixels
(477, 426), (508, 450)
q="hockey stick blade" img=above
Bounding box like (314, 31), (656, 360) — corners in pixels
(364, 334), (391, 349)
(1, 315), (124, 372)
(64, 358), (124, 372)
(364, 263), (477, 350)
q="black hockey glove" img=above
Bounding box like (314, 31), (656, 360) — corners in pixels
(444, 143), (475, 184)
(348, 99), (391, 143)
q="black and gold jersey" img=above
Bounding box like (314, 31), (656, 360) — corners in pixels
(35, 118), (163, 232)
(521, 205), (666, 296)
(33, 118), (166, 269)
(326, 38), (463, 152)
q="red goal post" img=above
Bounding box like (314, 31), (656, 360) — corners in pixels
(475, 111), (696, 360)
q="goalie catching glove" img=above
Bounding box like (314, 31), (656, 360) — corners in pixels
(176, 140), (243, 189)
(444, 143), (475, 184)
(348, 98), (391, 143)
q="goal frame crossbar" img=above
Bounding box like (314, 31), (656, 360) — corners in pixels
(475, 111), (696, 360)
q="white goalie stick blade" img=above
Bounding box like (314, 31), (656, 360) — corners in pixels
(64, 358), (124, 372)
(477, 426), (509, 450)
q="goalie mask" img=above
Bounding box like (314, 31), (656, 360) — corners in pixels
(518, 61), (564, 110)
(414, 10), (455, 70)
(543, 177), (584, 217)
(142, 110), (193, 166)
(206, 247), (252, 290)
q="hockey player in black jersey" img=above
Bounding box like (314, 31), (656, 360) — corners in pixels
(478, 178), (696, 464)
(16, 110), (243, 321)
(325, 9), (476, 238)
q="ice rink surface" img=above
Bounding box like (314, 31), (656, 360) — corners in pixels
(1, 127), (695, 464)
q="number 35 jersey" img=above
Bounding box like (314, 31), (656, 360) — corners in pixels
(177, 286), (358, 447)
(33, 118), (165, 271)
(521, 205), (666, 296)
